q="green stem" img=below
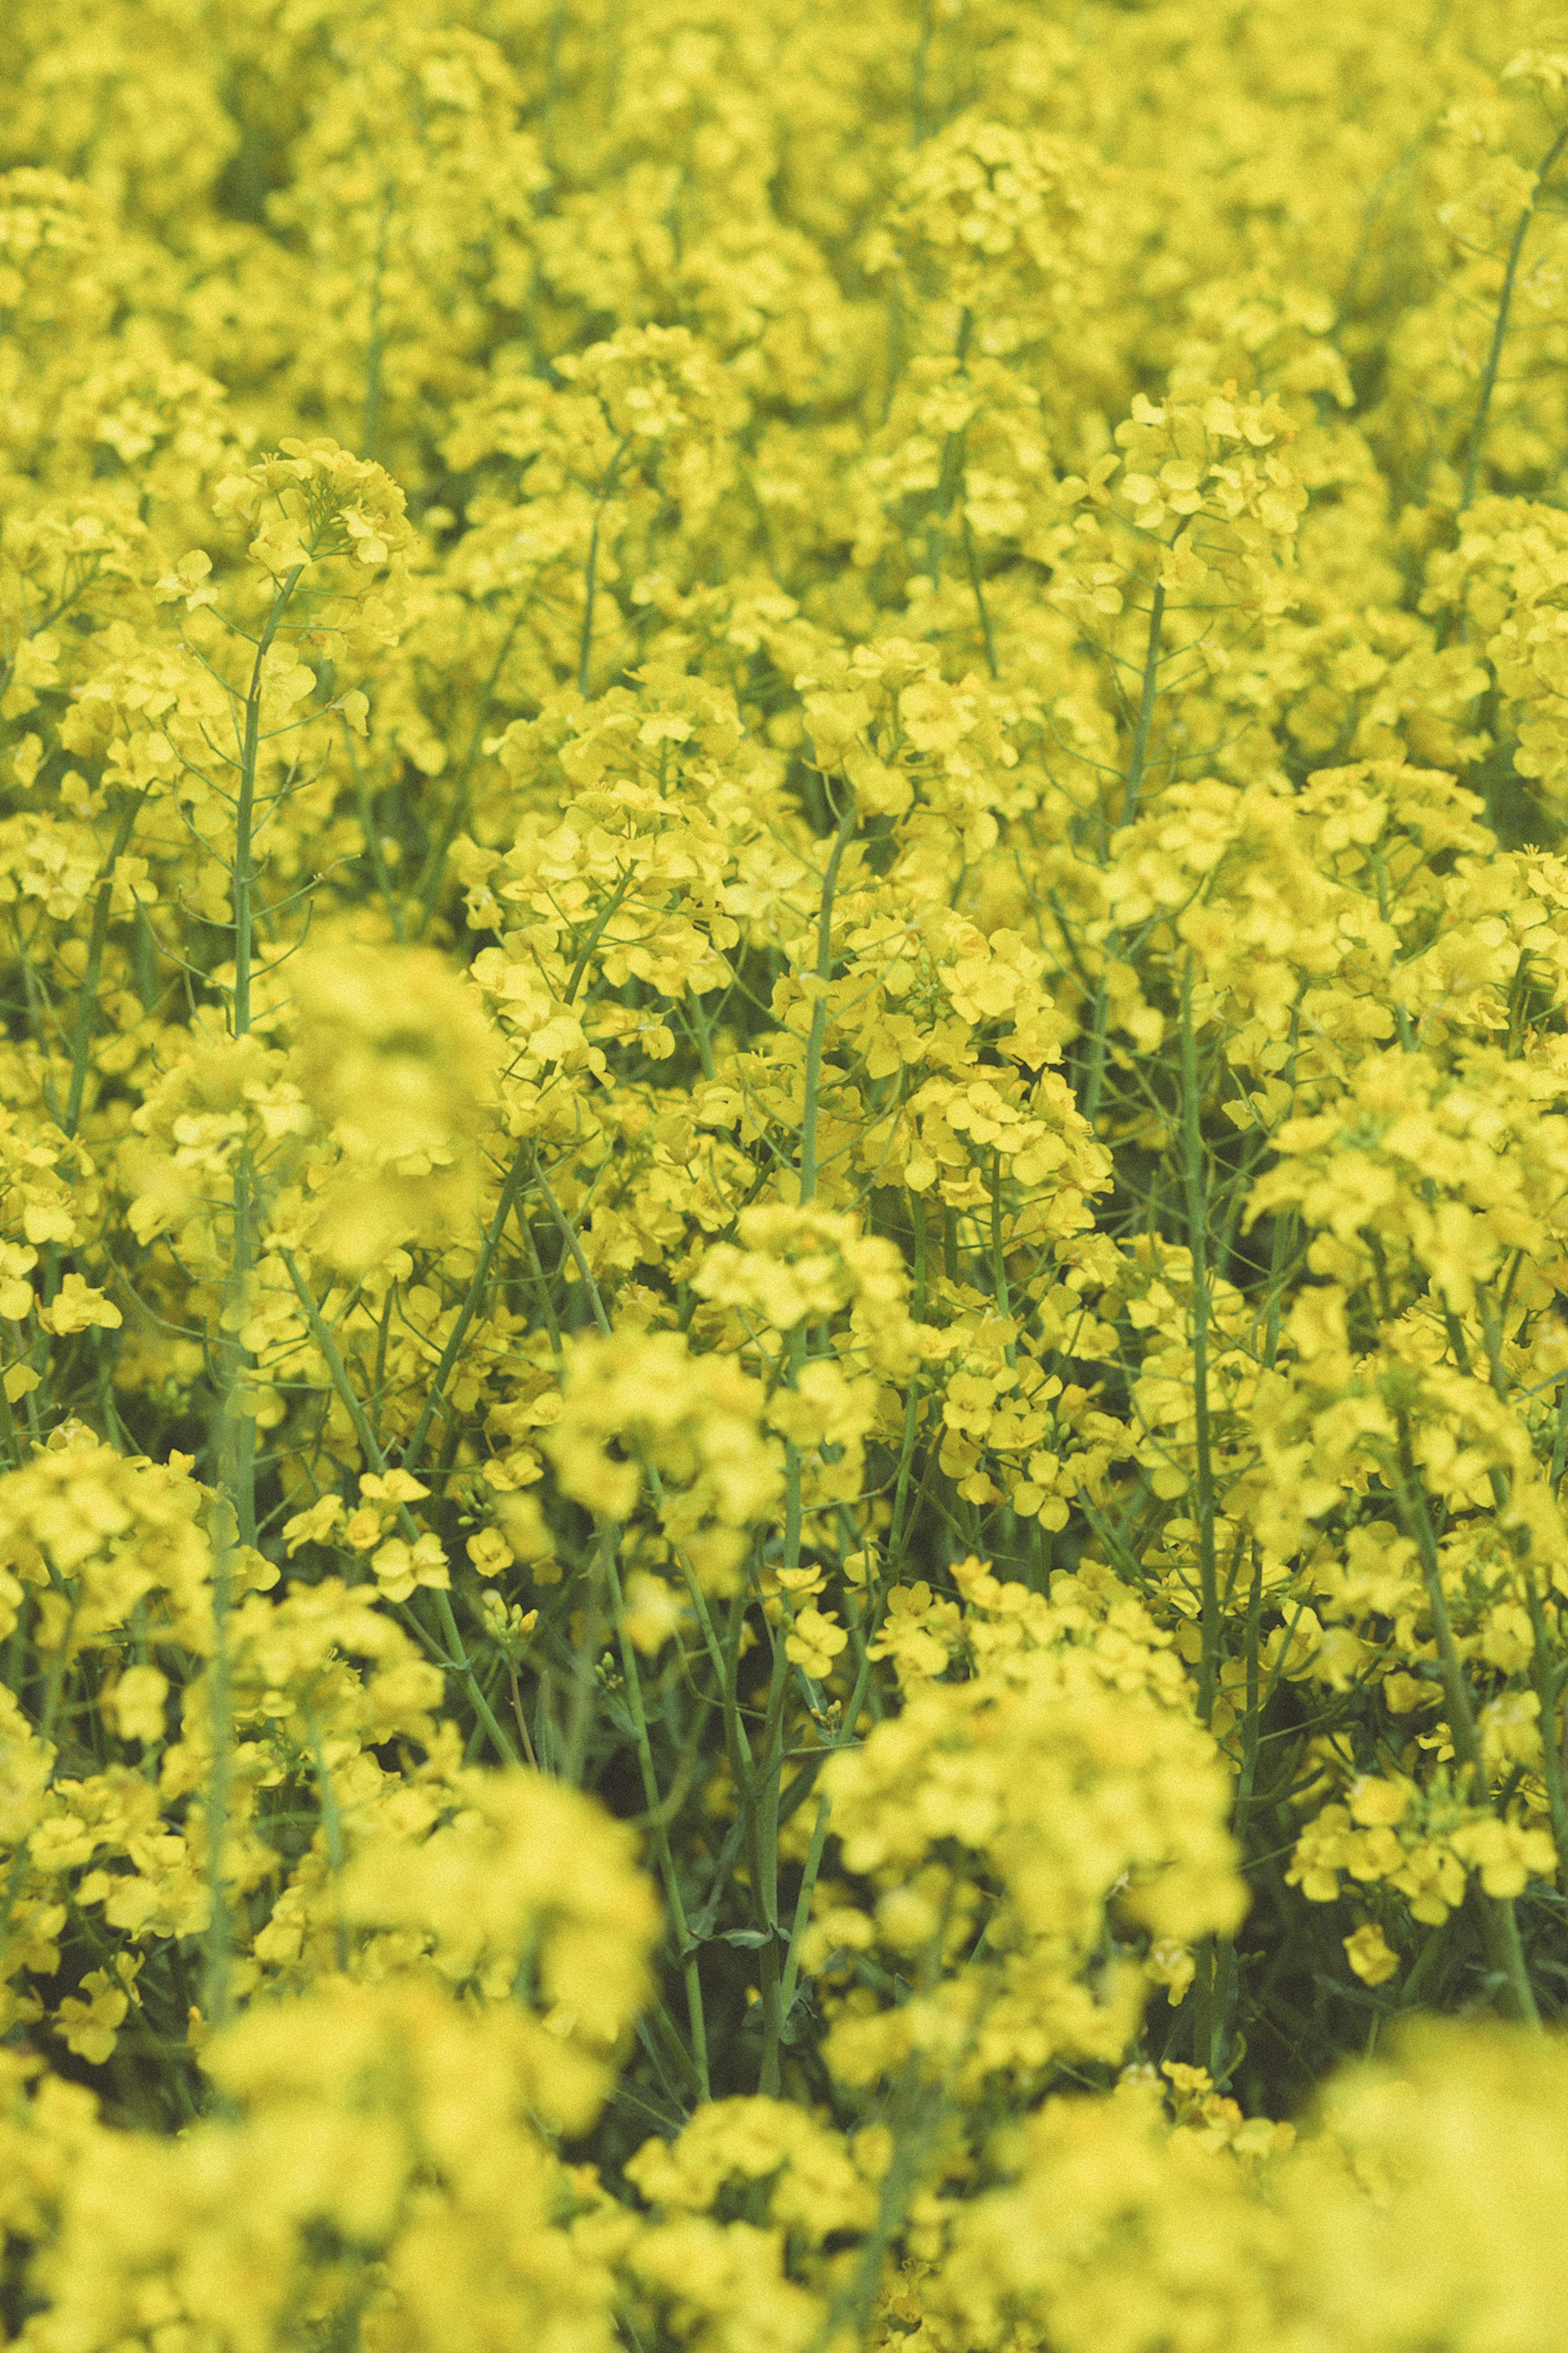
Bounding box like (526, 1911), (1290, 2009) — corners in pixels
(798, 795), (857, 1206)
(529, 1156), (743, 1774)
(754, 791), (859, 2088)
(564, 868), (636, 1005)
(989, 1150), (1016, 1367)
(886, 1378), (922, 1568)
(233, 567), (303, 1042)
(1122, 576), (1166, 827)
(1389, 1407), (1539, 2028)
(910, 0), (934, 144)
(1476, 1300), (1568, 1902)
(201, 1484), (236, 2033)
(342, 723), (404, 941)
(1458, 120), (1568, 517)
(531, 1153), (612, 1334)
(601, 1537), (710, 2098)
(211, 564), (306, 1552)
(685, 983), (718, 1079)
(398, 1146), (530, 1470)
(362, 182), (396, 468)
(279, 1248), (519, 1765)
(1081, 969), (1111, 1126)
(199, 573), (305, 2032)
(412, 611), (526, 938)
(752, 1592), (793, 2094)
(1525, 1569), (1568, 1897)
(63, 791), (147, 1138)
(578, 435), (633, 696)
(811, 2059), (950, 2353)
(532, 1146), (782, 2078)
(1391, 1412), (1484, 1780)
(778, 1793), (832, 2022)
(961, 511), (998, 679)
(304, 1706), (351, 1972)
(562, 1524), (610, 1786)
(1261, 1202), (1295, 1372)
(1179, 963), (1218, 1722)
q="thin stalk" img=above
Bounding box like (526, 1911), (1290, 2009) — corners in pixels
(752, 1598), (792, 2095)
(960, 511), (998, 678)
(341, 723), (404, 941)
(529, 1157), (747, 1798)
(1476, 1300), (1568, 1898)
(753, 787), (859, 2090)
(411, 611), (526, 937)
(562, 1526), (610, 1786)
(63, 791), (147, 1137)
(564, 868), (636, 1004)
(200, 569), (304, 2030)
(886, 1379), (922, 1569)
(1081, 970), (1111, 1127)
(303, 1707), (351, 1972)
(279, 1249), (520, 1766)
(578, 435), (633, 696)
(1458, 120), (1568, 517)
(520, 1211), (566, 1363)
(1207, 1940), (1238, 2086)
(684, 983), (718, 1079)
(1524, 1569), (1568, 1896)
(778, 1793), (832, 2023)
(1179, 964), (1219, 1722)
(1122, 578), (1166, 827)
(233, 567), (303, 1041)
(540, 0), (568, 168)
(798, 794), (856, 1205)
(532, 1144), (794, 2083)
(362, 182), (396, 468)
(910, 0), (934, 144)
(809, 2039), (957, 2353)
(200, 1483), (237, 2033)
(1261, 1202), (1296, 1372)
(398, 1145), (530, 1470)
(1235, 1544), (1265, 1811)
(1551, 1375), (1568, 1494)
(1389, 1407), (1539, 2028)
(531, 1153), (612, 1335)
(0, 1588), (76, 1965)
(989, 1150), (1016, 1367)
(602, 1539), (711, 2098)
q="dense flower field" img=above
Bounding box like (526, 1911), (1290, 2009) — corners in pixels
(7, 0), (1568, 2342)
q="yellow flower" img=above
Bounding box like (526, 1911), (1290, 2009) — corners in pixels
(101, 1664), (168, 1747)
(370, 1533), (449, 1604)
(784, 1605), (848, 1679)
(1343, 1923), (1401, 1987)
